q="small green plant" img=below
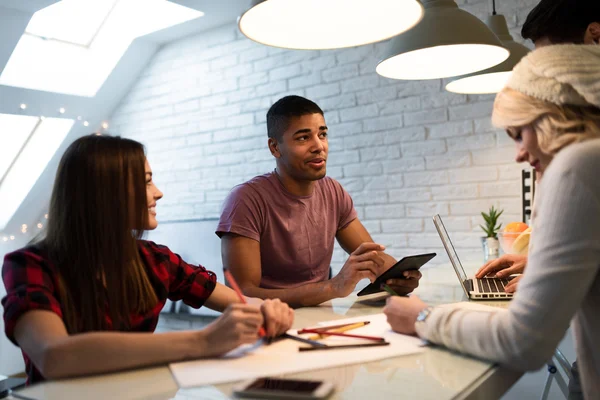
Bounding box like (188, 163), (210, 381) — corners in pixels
(480, 206), (503, 238)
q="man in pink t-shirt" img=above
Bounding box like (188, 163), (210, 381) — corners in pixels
(216, 96), (421, 307)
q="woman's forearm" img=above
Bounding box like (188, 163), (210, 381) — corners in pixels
(42, 330), (201, 379)
(202, 282), (244, 312)
(417, 168), (600, 370)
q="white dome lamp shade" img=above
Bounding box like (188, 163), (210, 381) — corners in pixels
(376, 0), (509, 80)
(446, 13), (531, 94)
(238, 0), (424, 50)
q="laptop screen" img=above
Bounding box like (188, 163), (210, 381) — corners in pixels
(432, 214), (470, 287)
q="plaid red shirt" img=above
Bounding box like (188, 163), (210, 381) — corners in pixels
(1, 240), (217, 384)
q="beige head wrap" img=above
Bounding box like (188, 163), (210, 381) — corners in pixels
(507, 44), (600, 108)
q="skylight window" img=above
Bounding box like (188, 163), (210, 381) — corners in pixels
(0, 0), (204, 97)
(0, 114), (40, 183)
(0, 117), (74, 231)
(26, 0), (117, 46)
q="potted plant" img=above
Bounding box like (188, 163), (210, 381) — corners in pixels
(480, 206), (503, 261)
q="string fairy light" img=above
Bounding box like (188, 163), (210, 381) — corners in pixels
(0, 214), (48, 246)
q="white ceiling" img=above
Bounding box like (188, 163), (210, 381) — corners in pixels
(0, 0), (252, 236)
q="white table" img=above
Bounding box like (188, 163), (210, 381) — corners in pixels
(8, 277), (522, 400)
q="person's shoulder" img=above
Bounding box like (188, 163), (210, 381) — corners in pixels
(2, 243), (53, 284)
(318, 175), (341, 188)
(243, 172), (277, 191)
(228, 173), (276, 200)
(317, 176), (348, 195)
(3, 243), (46, 267)
(552, 139), (600, 178)
(137, 240), (173, 264)
(545, 139), (600, 198)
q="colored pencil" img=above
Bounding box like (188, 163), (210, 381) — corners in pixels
(381, 283), (399, 296)
(279, 333), (327, 347)
(306, 321), (371, 340)
(299, 329), (385, 342)
(297, 321), (370, 334)
(223, 269), (266, 338)
(299, 342), (390, 352)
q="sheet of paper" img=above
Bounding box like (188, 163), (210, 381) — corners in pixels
(169, 313), (424, 388)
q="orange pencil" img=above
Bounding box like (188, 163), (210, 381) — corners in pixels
(224, 269), (266, 338)
(299, 329), (384, 342)
(298, 321), (370, 334)
(304, 321), (371, 340)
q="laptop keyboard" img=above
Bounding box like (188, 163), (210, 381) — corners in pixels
(477, 277), (510, 293)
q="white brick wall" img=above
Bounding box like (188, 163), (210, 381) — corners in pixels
(111, 0), (538, 274)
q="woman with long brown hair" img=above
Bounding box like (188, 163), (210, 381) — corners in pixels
(1, 134), (293, 384)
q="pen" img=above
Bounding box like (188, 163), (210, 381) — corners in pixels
(299, 342), (390, 352)
(279, 333), (327, 347)
(381, 283), (399, 296)
(298, 321), (370, 334)
(306, 321), (371, 340)
(299, 329), (385, 342)
(224, 269), (267, 338)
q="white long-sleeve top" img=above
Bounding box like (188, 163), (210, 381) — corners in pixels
(416, 139), (600, 399)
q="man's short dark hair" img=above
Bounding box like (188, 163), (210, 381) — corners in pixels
(522, 0), (600, 43)
(266, 95), (324, 141)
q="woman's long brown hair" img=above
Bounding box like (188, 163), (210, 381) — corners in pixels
(43, 134), (157, 334)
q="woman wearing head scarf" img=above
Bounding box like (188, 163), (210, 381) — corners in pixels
(384, 45), (600, 399)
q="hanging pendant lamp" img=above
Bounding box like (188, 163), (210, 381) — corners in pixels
(376, 0), (509, 80)
(445, 13), (531, 94)
(238, 0), (424, 50)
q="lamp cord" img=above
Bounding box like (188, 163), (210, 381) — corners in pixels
(492, 0), (496, 15)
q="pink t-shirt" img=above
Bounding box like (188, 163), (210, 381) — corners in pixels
(216, 171), (357, 289)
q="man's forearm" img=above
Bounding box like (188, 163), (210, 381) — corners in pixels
(241, 280), (338, 308)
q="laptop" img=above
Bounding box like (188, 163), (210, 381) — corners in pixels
(432, 214), (513, 300)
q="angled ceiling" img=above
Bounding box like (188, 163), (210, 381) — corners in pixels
(0, 0), (252, 238)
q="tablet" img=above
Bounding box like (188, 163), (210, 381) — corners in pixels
(356, 253), (436, 296)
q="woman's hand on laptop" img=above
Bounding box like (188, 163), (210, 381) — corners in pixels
(385, 270), (422, 296)
(383, 295), (428, 336)
(476, 254), (528, 279)
(504, 275), (523, 293)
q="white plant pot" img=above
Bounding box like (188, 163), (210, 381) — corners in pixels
(481, 236), (499, 262)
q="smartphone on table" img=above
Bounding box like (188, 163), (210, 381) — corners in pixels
(233, 377), (334, 399)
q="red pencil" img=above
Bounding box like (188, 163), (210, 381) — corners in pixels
(298, 321), (370, 334)
(299, 329), (384, 342)
(224, 269), (266, 338)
